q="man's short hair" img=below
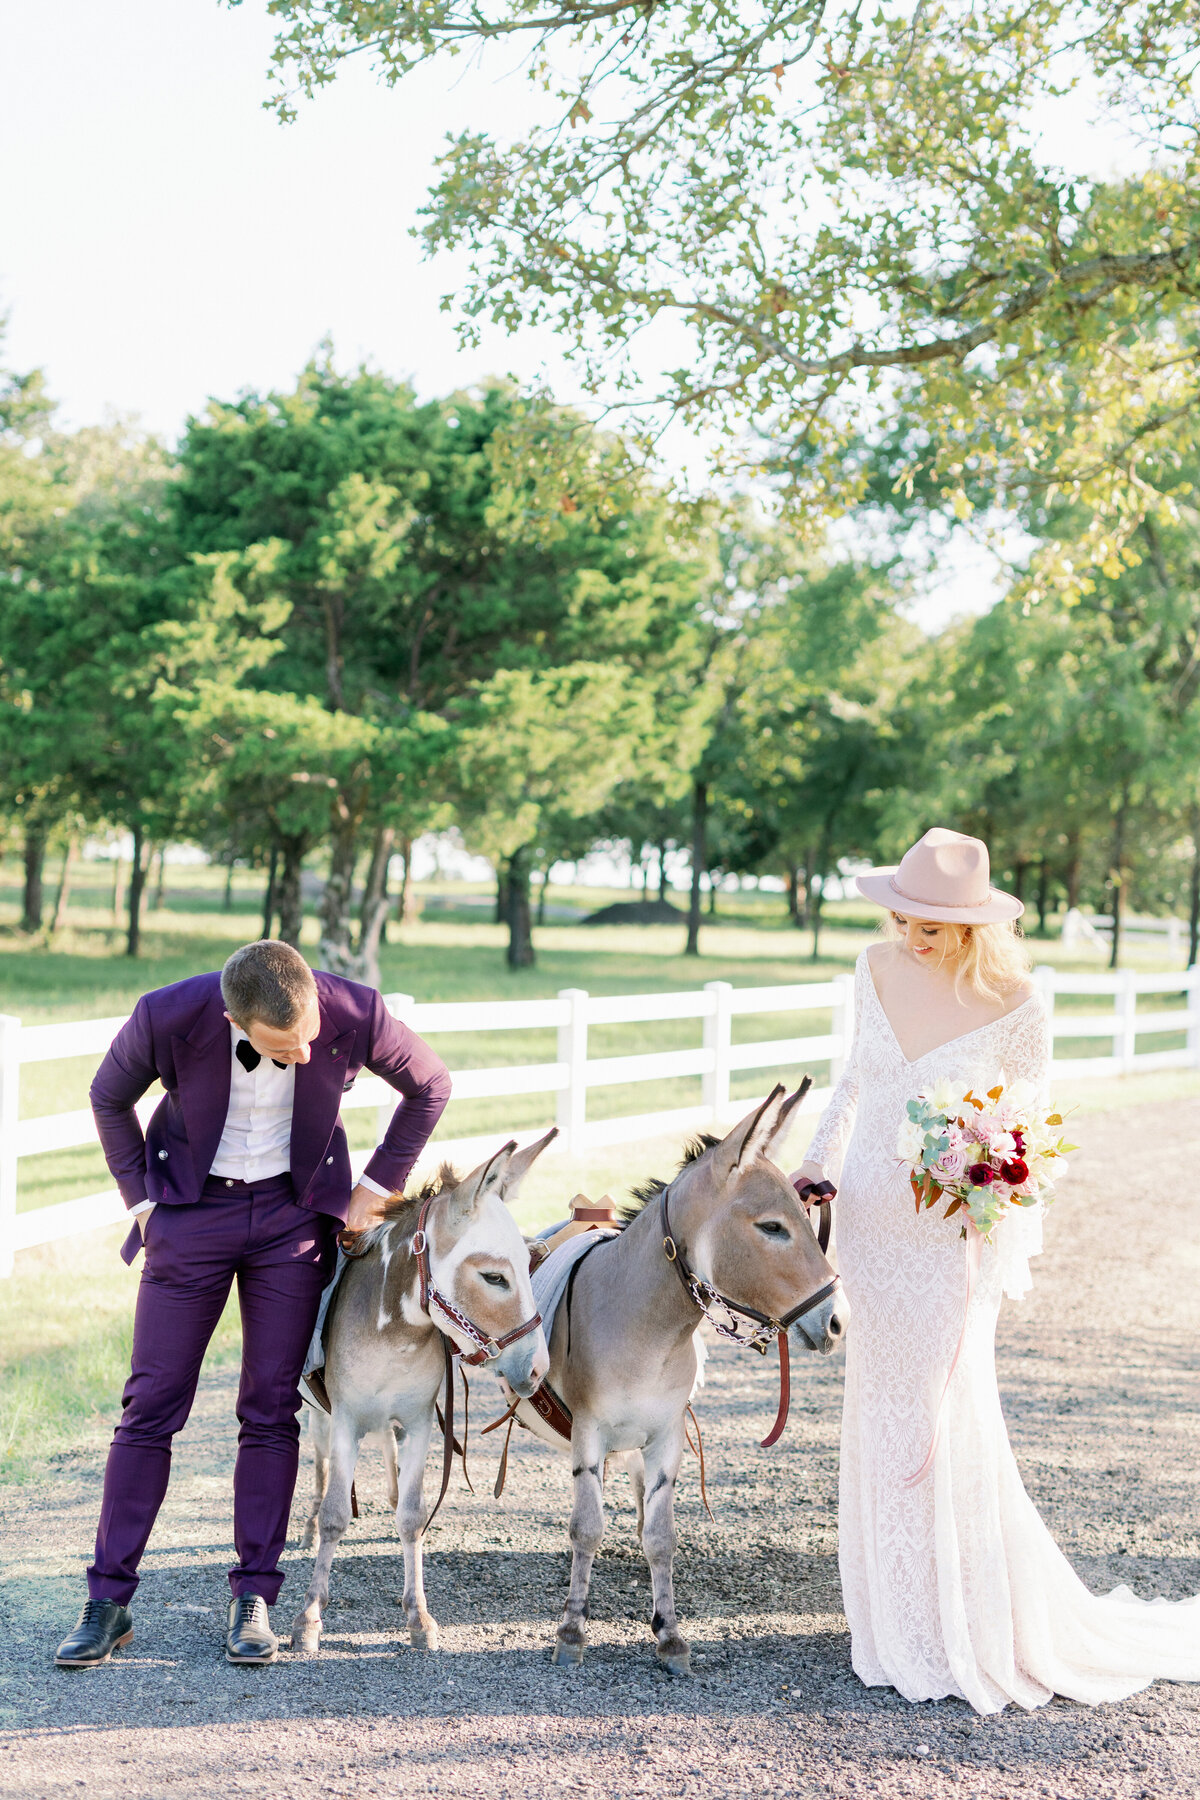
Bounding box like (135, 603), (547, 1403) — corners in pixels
(221, 941), (317, 1030)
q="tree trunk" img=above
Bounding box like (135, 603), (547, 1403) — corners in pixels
(685, 778), (707, 957)
(494, 867), (509, 926)
(1108, 793), (1129, 971)
(48, 836), (77, 937)
(785, 864), (799, 924)
(707, 874), (719, 917)
(261, 844), (279, 940)
(397, 837), (419, 926)
(111, 851), (127, 927)
(1188, 801), (1200, 969)
(223, 859), (234, 911)
(505, 846), (535, 969)
(319, 816), (360, 973)
(657, 843), (668, 905)
(810, 876), (825, 962)
(126, 824), (148, 958)
(21, 826), (46, 933)
(1013, 858), (1030, 908)
(276, 838), (306, 948)
(1035, 859), (1050, 936)
(536, 867), (549, 926)
(151, 845), (167, 911)
(1064, 836), (1081, 911)
(356, 825), (395, 989)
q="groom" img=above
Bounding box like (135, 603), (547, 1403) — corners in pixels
(54, 940), (451, 1670)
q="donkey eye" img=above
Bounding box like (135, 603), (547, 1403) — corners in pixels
(480, 1271), (510, 1289)
(755, 1220), (789, 1239)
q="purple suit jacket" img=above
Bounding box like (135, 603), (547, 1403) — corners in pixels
(90, 970), (451, 1239)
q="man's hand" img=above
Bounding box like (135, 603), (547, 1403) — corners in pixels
(137, 1203), (157, 1238)
(344, 1182), (381, 1237)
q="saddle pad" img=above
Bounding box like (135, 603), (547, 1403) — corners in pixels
(531, 1228), (619, 1350)
(302, 1248), (350, 1389)
(530, 1228), (706, 1397)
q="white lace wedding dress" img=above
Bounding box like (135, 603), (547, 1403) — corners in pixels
(805, 947), (1200, 1714)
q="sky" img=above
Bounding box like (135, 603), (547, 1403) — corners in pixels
(0, 2), (1144, 632)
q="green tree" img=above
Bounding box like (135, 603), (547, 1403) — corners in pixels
(260, 1), (1200, 527)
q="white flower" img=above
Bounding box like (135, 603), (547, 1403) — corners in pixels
(897, 1120), (925, 1161)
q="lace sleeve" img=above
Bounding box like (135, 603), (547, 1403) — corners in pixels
(991, 992), (1052, 1303)
(803, 952), (866, 1183)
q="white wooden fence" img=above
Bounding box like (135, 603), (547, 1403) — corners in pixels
(3, 963), (1198, 1276)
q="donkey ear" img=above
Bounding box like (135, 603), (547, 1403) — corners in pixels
(761, 1077), (813, 1160)
(499, 1126), (559, 1202)
(716, 1084), (787, 1172)
(444, 1140), (517, 1227)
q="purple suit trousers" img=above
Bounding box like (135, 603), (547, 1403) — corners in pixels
(88, 1176), (336, 1606)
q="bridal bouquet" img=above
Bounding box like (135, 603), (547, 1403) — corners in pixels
(897, 1075), (1075, 1239)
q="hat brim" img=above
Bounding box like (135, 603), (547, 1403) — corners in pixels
(855, 869), (1024, 924)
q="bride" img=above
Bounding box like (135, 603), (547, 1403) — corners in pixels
(791, 826), (1200, 1713)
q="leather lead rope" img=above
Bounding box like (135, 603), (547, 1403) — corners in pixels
(684, 1405), (715, 1521)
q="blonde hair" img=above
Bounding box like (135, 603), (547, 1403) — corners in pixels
(882, 914), (1031, 1004)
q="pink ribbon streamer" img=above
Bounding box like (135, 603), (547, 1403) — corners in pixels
(903, 1221), (984, 1487)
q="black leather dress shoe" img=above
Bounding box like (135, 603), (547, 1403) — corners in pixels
(226, 1594), (278, 1664)
(55, 1599), (134, 1668)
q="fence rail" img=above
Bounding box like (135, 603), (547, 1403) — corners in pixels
(3, 962), (1198, 1275)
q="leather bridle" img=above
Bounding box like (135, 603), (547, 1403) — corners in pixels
(659, 1178), (839, 1449)
(412, 1194), (542, 1368)
(411, 1193), (542, 1528)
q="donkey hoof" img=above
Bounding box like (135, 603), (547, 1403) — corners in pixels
(409, 1620), (440, 1652)
(552, 1639), (585, 1669)
(290, 1624), (322, 1657)
(656, 1638), (691, 1677)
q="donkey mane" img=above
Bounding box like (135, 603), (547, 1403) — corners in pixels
(618, 1132), (719, 1227)
(355, 1161), (462, 1255)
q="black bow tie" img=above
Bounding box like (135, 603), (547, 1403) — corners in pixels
(235, 1040), (287, 1073)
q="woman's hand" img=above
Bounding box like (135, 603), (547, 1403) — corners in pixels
(790, 1161), (836, 1208)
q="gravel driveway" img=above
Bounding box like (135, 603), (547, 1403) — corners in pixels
(2, 1098), (1198, 1799)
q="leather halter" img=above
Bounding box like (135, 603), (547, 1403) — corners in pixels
(659, 1179), (839, 1448)
(412, 1194), (542, 1367)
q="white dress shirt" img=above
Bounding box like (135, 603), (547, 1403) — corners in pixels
(130, 1023), (389, 1214)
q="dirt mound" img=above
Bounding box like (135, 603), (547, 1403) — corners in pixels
(580, 897), (684, 925)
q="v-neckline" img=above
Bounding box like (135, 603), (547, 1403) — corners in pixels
(861, 952), (1037, 1068)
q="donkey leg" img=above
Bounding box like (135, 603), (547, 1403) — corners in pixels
(384, 1423), (401, 1514)
(299, 1407), (331, 1551)
(290, 1414), (359, 1655)
(553, 1421), (606, 1669)
(394, 1414), (439, 1650)
(641, 1422), (690, 1675)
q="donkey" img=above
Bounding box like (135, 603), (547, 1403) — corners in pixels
(291, 1132), (554, 1656)
(502, 1085), (846, 1676)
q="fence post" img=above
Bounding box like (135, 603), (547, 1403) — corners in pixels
(1186, 967), (1200, 1068)
(377, 994), (415, 1146)
(1116, 968), (1138, 1073)
(0, 1015), (20, 1279)
(557, 988), (588, 1156)
(828, 972), (857, 1086)
(702, 981), (732, 1125)
(1033, 965), (1056, 1077)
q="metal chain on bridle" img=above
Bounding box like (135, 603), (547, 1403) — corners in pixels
(659, 1175), (839, 1448)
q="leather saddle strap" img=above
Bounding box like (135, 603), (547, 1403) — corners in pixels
(564, 1236), (610, 1356)
(759, 1331), (791, 1449)
(684, 1405), (715, 1522)
(817, 1198), (832, 1255)
(422, 1333), (457, 1533)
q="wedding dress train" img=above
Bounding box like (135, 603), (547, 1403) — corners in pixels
(805, 949), (1200, 1713)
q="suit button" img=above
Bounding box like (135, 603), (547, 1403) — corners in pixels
(331, 1049), (339, 1059)
(226, 1179), (234, 1188)
(158, 1150), (168, 1160)
(326, 1156), (334, 1166)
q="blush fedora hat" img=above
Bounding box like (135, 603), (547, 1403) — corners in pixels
(855, 827), (1024, 924)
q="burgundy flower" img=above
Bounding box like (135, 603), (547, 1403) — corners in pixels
(1012, 1130), (1026, 1155)
(967, 1163), (995, 1186)
(1000, 1157), (1029, 1185)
